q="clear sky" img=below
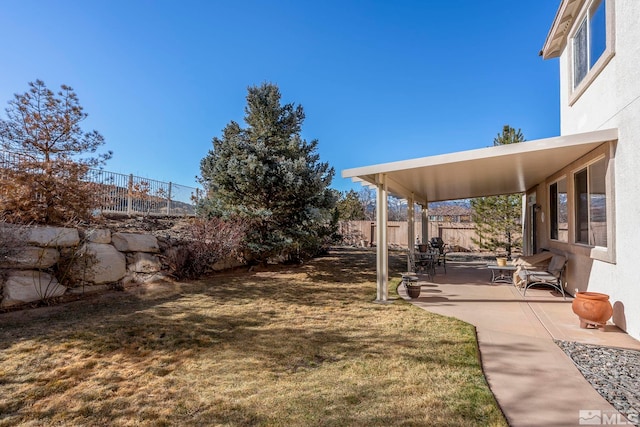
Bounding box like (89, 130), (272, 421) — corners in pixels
(0, 0), (561, 193)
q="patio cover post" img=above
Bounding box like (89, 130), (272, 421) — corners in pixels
(407, 194), (415, 272)
(376, 174), (389, 302)
(421, 204), (429, 244)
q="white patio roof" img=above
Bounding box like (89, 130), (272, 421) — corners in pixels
(342, 128), (618, 203)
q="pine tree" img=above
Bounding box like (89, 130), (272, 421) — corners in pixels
(470, 125), (524, 257)
(336, 189), (366, 221)
(0, 80), (111, 225)
(199, 83), (335, 262)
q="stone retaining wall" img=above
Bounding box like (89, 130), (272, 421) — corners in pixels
(0, 224), (165, 308)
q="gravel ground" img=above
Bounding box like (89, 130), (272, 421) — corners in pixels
(556, 340), (640, 425)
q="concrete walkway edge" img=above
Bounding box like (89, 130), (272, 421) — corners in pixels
(398, 269), (640, 427)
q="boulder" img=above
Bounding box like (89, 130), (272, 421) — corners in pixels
(25, 226), (80, 247)
(112, 233), (160, 253)
(0, 246), (59, 269)
(70, 243), (126, 284)
(128, 252), (162, 273)
(1, 270), (67, 307)
(85, 228), (111, 244)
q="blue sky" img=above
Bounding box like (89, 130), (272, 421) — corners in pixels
(0, 1), (561, 193)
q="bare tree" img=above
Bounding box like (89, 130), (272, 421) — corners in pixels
(358, 188), (376, 220)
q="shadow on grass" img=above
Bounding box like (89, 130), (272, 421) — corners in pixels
(0, 247), (506, 426)
(0, 249), (417, 361)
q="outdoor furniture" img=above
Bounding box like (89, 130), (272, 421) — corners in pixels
(430, 238), (448, 274)
(518, 254), (568, 299)
(512, 252), (554, 287)
(409, 249), (436, 280)
(487, 264), (518, 284)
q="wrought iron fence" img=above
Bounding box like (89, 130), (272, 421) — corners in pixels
(1, 150), (203, 216)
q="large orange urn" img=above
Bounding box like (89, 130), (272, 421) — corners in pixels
(572, 291), (613, 328)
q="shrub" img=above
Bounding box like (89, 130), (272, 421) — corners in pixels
(164, 217), (247, 279)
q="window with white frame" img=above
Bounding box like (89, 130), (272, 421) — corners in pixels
(574, 158), (607, 247)
(572, 0), (607, 89)
(550, 177), (568, 242)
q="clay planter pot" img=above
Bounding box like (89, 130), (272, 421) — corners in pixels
(572, 291), (613, 328)
(417, 244), (430, 253)
(496, 257), (507, 267)
(406, 285), (421, 299)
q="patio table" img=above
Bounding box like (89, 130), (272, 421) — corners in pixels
(486, 264), (517, 284)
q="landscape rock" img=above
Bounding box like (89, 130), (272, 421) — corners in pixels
(25, 226), (80, 247)
(85, 228), (111, 244)
(0, 246), (59, 269)
(1, 270), (67, 307)
(70, 243), (126, 284)
(112, 233), (160, 253)
(128, 252), (162, 273)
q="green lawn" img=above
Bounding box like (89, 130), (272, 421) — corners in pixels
(0, 248), (506, 426)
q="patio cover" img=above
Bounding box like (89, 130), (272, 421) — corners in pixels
(341, 128), (618, 302)
(342, 128), (618, 204)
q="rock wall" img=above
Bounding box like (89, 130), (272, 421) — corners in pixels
(0, 225), (164, 308)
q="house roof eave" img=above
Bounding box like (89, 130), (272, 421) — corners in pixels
(541, 0), (586, 59)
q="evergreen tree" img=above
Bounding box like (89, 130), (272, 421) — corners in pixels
(0, 80), (111, 224)
(199, 83), (335, 262)
(493, 125), (524, 146)
(336, 189), (366, 221)
(470, 125), (524, 257)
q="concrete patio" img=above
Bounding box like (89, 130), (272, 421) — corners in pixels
(398, 260), (640, 427)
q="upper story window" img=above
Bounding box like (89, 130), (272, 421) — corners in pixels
(572, 0), (607, 89)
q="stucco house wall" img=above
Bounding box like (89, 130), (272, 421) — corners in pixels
(542, 0), (640, 338)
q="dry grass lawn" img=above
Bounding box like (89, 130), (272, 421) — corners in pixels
(0, 248), (506, 426)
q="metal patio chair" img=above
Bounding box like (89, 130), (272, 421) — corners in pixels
(518, 254), (568, 300)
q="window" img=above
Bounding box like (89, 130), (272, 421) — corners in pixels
(572, 0), (607, 89)
(550, 178), (568, 242)
(574, 158), (607, 247)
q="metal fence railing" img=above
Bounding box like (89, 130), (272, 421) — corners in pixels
(1, 150), (203, 216)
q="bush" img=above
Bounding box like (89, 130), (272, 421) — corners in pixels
(164, 217), (247, 280)
(1, 159), (103, 225)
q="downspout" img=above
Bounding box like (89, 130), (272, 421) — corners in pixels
(521, 194), (528, 255)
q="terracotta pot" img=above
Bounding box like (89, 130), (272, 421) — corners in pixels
(572, 291), (613, 327)
(417, 244), (430, 253)
(406, 285), (421, 299)
(496, 257), (507, 267)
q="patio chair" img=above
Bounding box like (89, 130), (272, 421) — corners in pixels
(512, 251), (554, 287)
(408, 250), (435, 280)
(430, 238), (447, 274)
(518, 254), (568, 299)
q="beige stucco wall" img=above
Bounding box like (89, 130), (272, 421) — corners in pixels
(549, 0), (640, 338)
(531, 144), (611, 299)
